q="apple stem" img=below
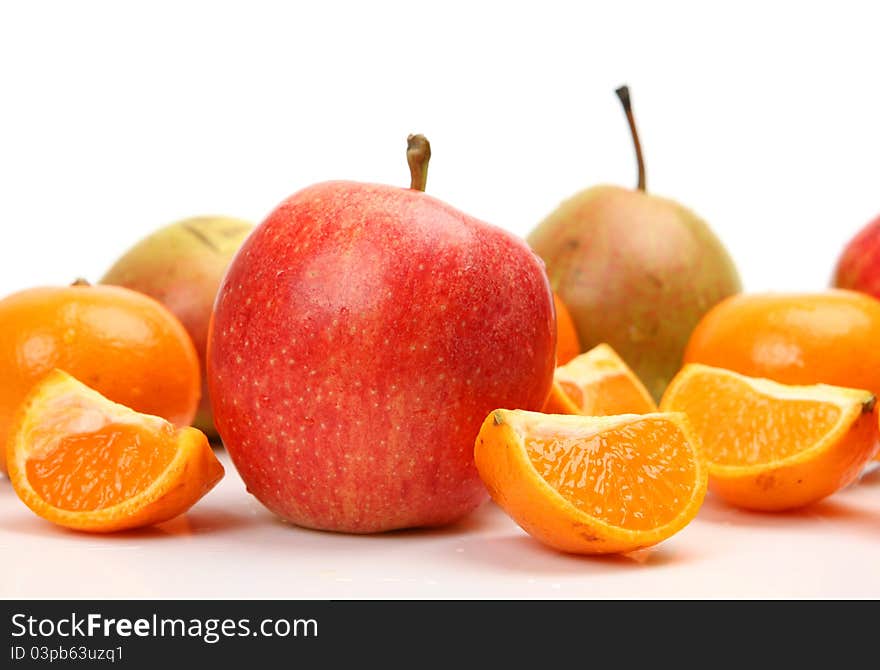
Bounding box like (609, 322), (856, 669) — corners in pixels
(615, 85), (646, 192)
(71, 278), (91, 287)
(406, 134), (431, 191)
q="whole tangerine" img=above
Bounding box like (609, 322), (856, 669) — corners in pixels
(553, 292), (581, 365)
(684, 290), (880, 395)
(0, 280), (200, 472)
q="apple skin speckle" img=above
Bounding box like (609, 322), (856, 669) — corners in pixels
(207, 181), (556, 533)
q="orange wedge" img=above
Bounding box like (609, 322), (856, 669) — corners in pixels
(474, 409), (707, 554)
(660, 364), (879, 511)
(6, 370), (224, 532)
(543, 343), (658, 415)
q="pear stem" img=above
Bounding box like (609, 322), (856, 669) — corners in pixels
(406, 134), (431, 191)
(615, 86), (646, 192)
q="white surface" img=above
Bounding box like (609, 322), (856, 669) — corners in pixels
(1, 3), (880, 600)
(1, 451), (879, 599)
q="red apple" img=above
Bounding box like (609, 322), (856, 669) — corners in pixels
(208, 135), (556, 533)
(833, 214), (880, 297)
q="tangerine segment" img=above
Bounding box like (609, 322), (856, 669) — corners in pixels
(7, 370), (224, 532)
(660, 364), (879, 511)
(27, 423), (177, 512)
(542, 381), (581, 415)
(543, 344), (657, 415)
(474, 410), (707, 554)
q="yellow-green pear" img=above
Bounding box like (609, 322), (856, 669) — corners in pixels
(528, 87), (741, 400)
(102, 216), (253, 438)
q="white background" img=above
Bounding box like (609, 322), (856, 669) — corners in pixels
(2, 1), (879, 296)
(1, 2), (879, 599)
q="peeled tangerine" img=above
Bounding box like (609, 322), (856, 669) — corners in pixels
(475, 409), (707, 554)
(661, 364), (879, 511)
(6, 370), (224, 532)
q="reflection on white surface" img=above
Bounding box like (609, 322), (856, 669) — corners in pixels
(1, 454), (878, 599)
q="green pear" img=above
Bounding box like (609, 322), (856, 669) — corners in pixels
(101, 216), (253, 438)
(527, 87), (741, 400)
